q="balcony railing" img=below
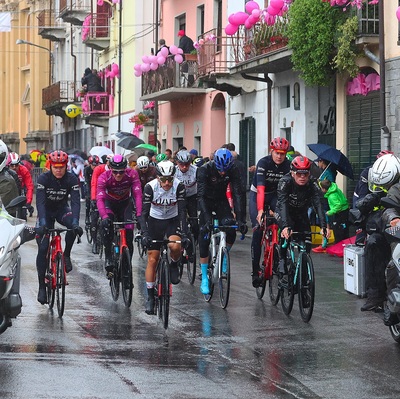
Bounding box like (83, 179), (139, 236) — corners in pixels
(355, 2), (379, 36)
(38, 10), (66, 41)
(82, 13), (111, 50)
(82, 92), (111, 116)
(59, 0), (90, 26)
(42, 81), (79, 116)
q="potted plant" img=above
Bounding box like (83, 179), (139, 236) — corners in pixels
(185, 49), (198, 62)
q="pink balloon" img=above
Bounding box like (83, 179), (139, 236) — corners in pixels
(245, 1), (260, 14)
(142, 55), (150, 64)
(232, 11), (249, 25)
(265, 13), (276, 26)
(267, 5), (280, 16)
(157, 56), (166, 64)
(134, 63), (141, 71)
(244, 17), (254, 30)
(150, 63), (158, 71)
(174, 54), (183, 64)
(148, 55), (157, 63)
(228, 13), (236, 25)
(177, 48), (183, 54)
(397, 6), (400, 21)
(270, 0), (284, 10)
(225, 23), (239, 36)
(169, 45), (179, 55)
(141, 63), (150, 72)
(134, 71), (142, 77)
(251, 9), (261, 19)
(248, 15), (259, 25)
(160, 47), (169, 57)
(112, 63), (119, 71)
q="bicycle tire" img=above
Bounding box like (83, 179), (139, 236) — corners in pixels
(56, 253), (65, 318)
(219, 246), (230, 309)
(159, 259), (170, 329)
(268, 244), (281, 306)
(280, 254), (295, 315)
(45, 254), (55, 309)
(155, 259), (162, 319)
(256, 238), (268, 299)
(186, 231), (197, 285)
(204, 256), (214, 302)
(120, 247), (133, 307)
(97, 222), (103, 259)
(85, 223), (93, 244)
(110, 252), (120, 301)
(298, 252), (315, 323)
(136, 235), (146, 259)
(389, 323), (400, 344)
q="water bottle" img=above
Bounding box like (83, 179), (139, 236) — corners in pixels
(213, 219), (219, 229)
(114, 245), (119, 254)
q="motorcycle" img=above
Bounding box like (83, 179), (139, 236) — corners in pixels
(0, 196), (27, 334)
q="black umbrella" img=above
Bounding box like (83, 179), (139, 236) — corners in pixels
(65, 148), (88, 160)
(116, 134), (144, 150)
(307, 143), (354, 179)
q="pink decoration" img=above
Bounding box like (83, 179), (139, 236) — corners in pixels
(149, 55), (158, 64)
(251, 9), (261, 19)
(364, 73), (380, 92)
(157, 56), (166, 64)
(160, 47), (169, 57)
(265, 13), (276, 26)
(244, 17), (254, 30)
(232, 11), (249, 25)
(169, 45), (179, 55)
(228, 13), (236, 25)
(174, 54), (183, 64)
(397, 7), (400, 21)
(82, 99), (88, 113)
(109, 95), (114, 114)
(267, 5), (280, 16)
(245, 1), (260, 14)
(141, 63), (150, 72)
(142, 55), (150, 64)
(270, 0), (284, 10)
(134, 71), (142, 77)
(134, 63), (141, 71)
(225, 23), (239, 35)
(150, 63), (158, 71)
(177, 48), (183, 54)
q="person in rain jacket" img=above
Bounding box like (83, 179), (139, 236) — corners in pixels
(319, 179), (349, 243)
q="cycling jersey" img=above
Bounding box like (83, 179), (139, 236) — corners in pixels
(175, 164), (197, 197)
(135, 165), (157, 191)
(96, 168), (142, 219)
(15, 164), (34, 204)
(91, 164), (107, 200)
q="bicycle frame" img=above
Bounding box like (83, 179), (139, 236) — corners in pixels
(48, 232), (66, 289)
(210, 229), (227, 281)
(261, 215), (279, 280)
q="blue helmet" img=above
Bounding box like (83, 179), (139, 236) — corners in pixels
(214, 148), (234, 172)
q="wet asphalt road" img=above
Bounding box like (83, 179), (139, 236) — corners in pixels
(1, 228), (400, 398)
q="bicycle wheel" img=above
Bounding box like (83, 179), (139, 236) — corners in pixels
(256, 238), (268, 299)
(85, 223), (92, 244)
(203, 255), (214, 302)
(268, 244), (281, 306)
(219, 247), (231, 309)
(56, 253), (65, 318)
(109, 253), (120, 301)
(136, 235), (146, 259)
(298, 252), (315, 323)
(280, 256), (295, 315)
(120, 247), (133, 307)
(158, 259), (170, 329)
(389, 323), (400, 344)
(97, 223), (103, 259)
(186, 232), (197, 285)
(45, 257), (55, 309)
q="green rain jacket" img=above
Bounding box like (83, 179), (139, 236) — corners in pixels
(324, 182), (349, 216)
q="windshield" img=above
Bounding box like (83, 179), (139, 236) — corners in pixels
(0, 208), (25, 227)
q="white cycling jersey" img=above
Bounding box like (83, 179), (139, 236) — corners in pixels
(148, 177), (182, 219)
(175, 164), (197, 197)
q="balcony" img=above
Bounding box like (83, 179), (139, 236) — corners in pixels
(140, 56), (207, 102)
(38, 11), (66, 42)
(353, 3), (379, 46)
(82, 92), (111, 128)
(42, 81), (79, 117)
(59, 0), (90, 26)
(82, 13), (111, 51)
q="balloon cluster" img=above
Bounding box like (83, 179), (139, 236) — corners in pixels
(97, 0), (120, 5)
(225, 0), (287, 35)
(105, 63), (119, 78)
(134, 45), (184, 77)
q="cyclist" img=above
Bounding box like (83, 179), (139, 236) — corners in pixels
(96, 154), (142, 277)
(250, 137), (291, 288)
(175, 149), (199, 242)
(84, 155), (100, 245)
(275, 156), (329, 273)
(35, 150), (83, 305)
(135, 155), (157, 191)
(155, 153), (167, 163)
(7, 152), (34, 218)
(139, 160), (189, 315)
(197, 148), (247, 295)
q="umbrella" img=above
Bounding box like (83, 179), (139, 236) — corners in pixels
(307, 143), (354, 179)
(89, 146), (114, 159)
(66, 148), (88, 160)
(134, 143), (158, 154)
(116, 134), (144, 150)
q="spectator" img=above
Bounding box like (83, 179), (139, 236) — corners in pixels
(157, 39), (170, 55)
(165, 149), (172, 160)
(81, 68), (103, 93)
(317, 158), (337, 182)
(189, 149), (198, 160)
(178, 30), (195, 86)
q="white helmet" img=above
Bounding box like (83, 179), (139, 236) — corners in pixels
(137, 155), (150, 169)
(0, 140), (9, 172)
(176, 150), (191, 163)
(368, 153), (400, 192)
(156, 160), (175, 177)
(9, 152), (20, 165)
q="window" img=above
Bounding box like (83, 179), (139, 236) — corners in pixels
(197, 5), (204, 39)
(280, 85), (290, 109)
(293, 82), (300, 110)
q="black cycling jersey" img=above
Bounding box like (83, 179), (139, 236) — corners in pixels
(252, 155), (291, 194)
(84, 165), (94, 187)
(197, 160), (243, 223)
(36, 170), (81, 225)
(275, 174), (326, 230)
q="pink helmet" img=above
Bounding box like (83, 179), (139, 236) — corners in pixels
(7, 152), (20, 166)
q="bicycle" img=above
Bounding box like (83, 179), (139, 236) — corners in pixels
(109, 221), (134, 307)
(134, 229), (147, 259)
(179, 216), (197, 285)
(255, 211), (280, 305)
(45, 227), (81, 318)
(203, 218), (240, 309)
(151, 238), (181, 330)
(279, 231), (315, 323)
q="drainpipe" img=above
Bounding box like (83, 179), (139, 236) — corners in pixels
(71, 26), (77, 147)
(154, 0), (159, 149)
(363, 45), (379, 65)
(117, 0), (123, 133)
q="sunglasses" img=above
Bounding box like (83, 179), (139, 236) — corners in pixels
(112, 169), (125, 175)
(179, 162), (191, 167)
(159, 176), (174, 183)
(139, 166), (148, 170)
(294, 171), (310, 176)
(9, 164), (18, 168)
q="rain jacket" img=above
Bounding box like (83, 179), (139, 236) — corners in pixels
(324, 182), (349, 216)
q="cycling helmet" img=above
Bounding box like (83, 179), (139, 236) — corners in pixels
(368, 153), (400, 192)
(291, 155), (311, 172)
(176, 150), (191, 164)
(377, 150), (394, 159)
(8, 152), (20, 165)
(0, 140), (8, 172)
(156, 153), (167, 163)
(137, 155), (150, 169)
(193, 157), (205, 167)
(214, 148), (234, 172)
(270, 137), (289, 153)
(156, 160), (176, 177)
(49, 150), (68, 166)
(88, 155), (100, 165)
(109, 154), (127, 169)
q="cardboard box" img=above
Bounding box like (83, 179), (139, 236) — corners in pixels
(343, 245), (366, 297)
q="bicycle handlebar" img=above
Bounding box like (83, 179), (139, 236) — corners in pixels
(45, 228), (82, 244)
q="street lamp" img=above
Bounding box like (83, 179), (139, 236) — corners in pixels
(16, 39), (53, 84)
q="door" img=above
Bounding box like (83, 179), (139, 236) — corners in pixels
(239, 117), (256, 190)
